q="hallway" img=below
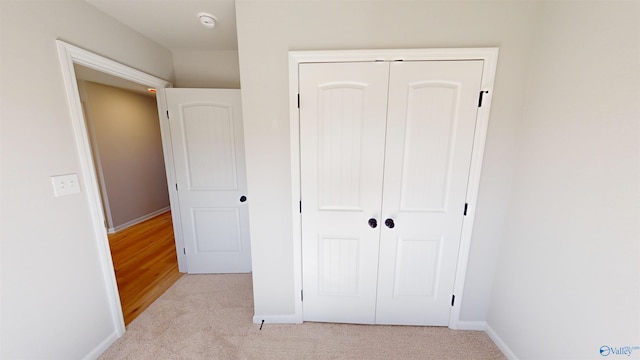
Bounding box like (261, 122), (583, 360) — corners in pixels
(108, 211), (182, 325)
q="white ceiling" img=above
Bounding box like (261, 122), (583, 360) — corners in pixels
(84, 0), (238, 51)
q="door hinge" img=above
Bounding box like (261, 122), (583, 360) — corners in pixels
(297, 93), (300, 109)
(463, 203), (468, 216)
(166, 110), (169, 119)
(301, 290), (304, 301)
(451, 294), (456, 307)
(478, 90), (489, 107)
(183, 248), (186, 255)
(175, 183), (178, 191)
(299, 200), (302, 214)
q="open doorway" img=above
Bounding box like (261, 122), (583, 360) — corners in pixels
(75, 65), (182, 324)
(56, 40), (183, 334)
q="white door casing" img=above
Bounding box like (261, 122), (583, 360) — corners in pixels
(289, 49), (499, 328)
(166, 89), (251, 274)
(56, 41), (174, 342)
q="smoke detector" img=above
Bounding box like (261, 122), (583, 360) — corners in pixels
(197, 12), (217, 29)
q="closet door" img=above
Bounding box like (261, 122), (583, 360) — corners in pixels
(375, 61), (484, 325)
(299, 62), (390, 324)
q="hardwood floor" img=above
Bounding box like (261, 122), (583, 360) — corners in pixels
(108, 211), (183, 325)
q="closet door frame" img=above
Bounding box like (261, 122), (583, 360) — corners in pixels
(288, 48), (499, 329)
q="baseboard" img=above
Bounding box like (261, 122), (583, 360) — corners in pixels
(485, 323), (519, 360)
(111, 207), (170, 233)
(253, 314), (301, 324)
(455, 320), (487, 331)
(82, 330), (120, 360)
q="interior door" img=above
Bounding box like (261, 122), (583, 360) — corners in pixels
(299, 62), (390, 324)
(166, 89), (251, 274)
(300, 60), (484, 326)
(375, 61), (483, 325)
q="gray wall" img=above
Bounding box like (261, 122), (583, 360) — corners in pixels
(0, 1), (174, 358)
(81, 81), (170, 230)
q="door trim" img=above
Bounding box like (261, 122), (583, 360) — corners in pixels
(288, 48), (499, 328)
(55, 41), (184, 338)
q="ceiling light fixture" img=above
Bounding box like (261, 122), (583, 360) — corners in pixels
(197, 12), (217, 29)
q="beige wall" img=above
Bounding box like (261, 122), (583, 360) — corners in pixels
(487, 2), (639, 358)
(235, 0), (537, 319)
(82, 81), (169, 230)
(173, 49), (241, 88)
(236, 3), (640, 357)
(0, 1), (173, 359)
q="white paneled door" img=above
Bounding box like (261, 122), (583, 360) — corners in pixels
(299, 62), (390, 324)
(300, 60), (483, 325)
(166, 89), (251, 274)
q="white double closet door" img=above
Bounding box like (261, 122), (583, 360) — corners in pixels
(300, 60), (483, 326)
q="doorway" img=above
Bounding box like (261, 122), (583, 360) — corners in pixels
(288, 48), (500, 328)
(75, 65), (181, 325)
(298, 60), (483, 326)
(57, 40), (180, 333)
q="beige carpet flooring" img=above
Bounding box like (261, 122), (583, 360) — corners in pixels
(99, 274), (505, 360)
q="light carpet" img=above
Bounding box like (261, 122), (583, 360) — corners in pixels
(99, 274), (505, 360)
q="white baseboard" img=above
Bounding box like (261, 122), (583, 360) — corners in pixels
(485, 323), (519, 360)
(82, 330), (120, 360)
(110, 207), (170, 234)
(253, 314), (301, 324)
(455, 320), (487, 331)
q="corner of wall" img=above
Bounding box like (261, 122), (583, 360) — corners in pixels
(485, 323), (519, 360)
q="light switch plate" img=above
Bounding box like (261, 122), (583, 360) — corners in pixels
(51, 173), (81, 197)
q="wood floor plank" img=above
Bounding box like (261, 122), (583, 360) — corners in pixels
(108, 211), (182, 325)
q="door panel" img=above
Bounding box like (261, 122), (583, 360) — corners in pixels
(399, 83), (458, 211)
(392, 237), (441, 297)
(317, 84), (367, 211)
(300, 62), (390, 324)
(181, 104), (238, 189)
(192, 208), (241, 251)
(300, 60), (484, 326)
(318, 236), (360, 296)
(166, 89), (251, 274)
(375, 61), (483, 325)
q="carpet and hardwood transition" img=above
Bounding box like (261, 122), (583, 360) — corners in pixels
(99, 274), (505, 359)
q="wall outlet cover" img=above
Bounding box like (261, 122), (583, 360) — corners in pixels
(51, 173), (81, 197)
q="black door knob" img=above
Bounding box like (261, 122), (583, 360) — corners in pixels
(385, 218), (395, 229)
(240, 195), (247, 202)
(368, 218), (378, 228)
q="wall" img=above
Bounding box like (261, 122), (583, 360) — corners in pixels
(173, 49), (241, 88)
(81, 81), (169, 231)
(235, 0), (537, 320)
(0, 1), (174, 359)
(486, 2), (640, 359)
